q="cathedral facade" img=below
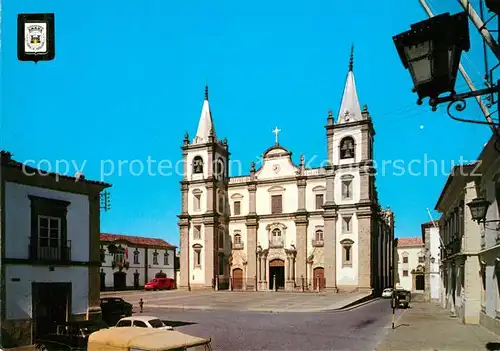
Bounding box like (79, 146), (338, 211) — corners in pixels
(178, 55), (395, 293)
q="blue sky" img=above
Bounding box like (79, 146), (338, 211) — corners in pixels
(1, 0), (492, 246)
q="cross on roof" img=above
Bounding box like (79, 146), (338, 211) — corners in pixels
(272, 126), (281, 145)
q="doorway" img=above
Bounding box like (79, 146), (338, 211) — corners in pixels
(415, 274), (425, 290)
(32, 282), (71, 339)
(134, 272), (140, 290)
(269, 259), (285, 290)
(232, 268), (243, 290)
(113, 271), (127, 290)
(100, 271), (106, 291)
(313, 267), (325, 290)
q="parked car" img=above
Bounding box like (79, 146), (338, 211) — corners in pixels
(144, 277), (176, 291)
(100, 297), (133, 326)
(382, 288), (393, 298)
(115, 315), (174, 330)
(34, 320), (108, 351)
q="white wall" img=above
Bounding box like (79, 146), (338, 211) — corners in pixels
(5, 265), (89, 320)
(397, 246), (425, 291)
(101, 243), (175, 288)
(5, 182), (90, 261)
(429, 227), (441, 300)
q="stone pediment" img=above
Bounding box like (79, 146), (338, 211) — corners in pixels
(256, 145), (299, 179)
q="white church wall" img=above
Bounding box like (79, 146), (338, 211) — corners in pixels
(188, 184), (207, 214)
(334, 168), (360, 204)
(228, 221), (246, 247)
(305, 181), (326, 212)
(307, 216), (324, 255)
(186, 149), (209, 180)
(255, 182), (297, 215)
(257, 218), (297, 249)
(337, 212), (359, 286)
(255, 151), (299, 180)
(228, 186), (249, 216)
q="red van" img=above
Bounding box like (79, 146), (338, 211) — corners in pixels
(144, 277), (176, 291)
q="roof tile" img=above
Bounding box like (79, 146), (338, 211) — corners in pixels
(100, 233), (176, 248)
(397, 237), (424, 247)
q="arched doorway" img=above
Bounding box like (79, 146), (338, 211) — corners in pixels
(313, 267), (325, 290)
(232, 268), (243, 290)
(113, 271), (127, 291)
(415, 275), (425, 290)
(269, 259), (285, 290)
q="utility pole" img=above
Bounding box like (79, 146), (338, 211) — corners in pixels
(419, 0), (497, 134)
(457, 0), (500, 61)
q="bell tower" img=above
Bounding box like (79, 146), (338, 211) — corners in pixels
(178, 86), (230, 290)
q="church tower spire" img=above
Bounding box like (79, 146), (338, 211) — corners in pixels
(193, 85), (216, 144)
(337, 45), (362, 124)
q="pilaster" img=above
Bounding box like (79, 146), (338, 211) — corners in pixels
(322, 208), (338, 292)
(203, 217), (216, 289)
(294, 212), (308, 284)
(181, 181), (189, 214)
(357, 209), (373, 292)
(297, 177), (306, 211)
(178, 215), (190, 290)
(245, 214), (258, 291)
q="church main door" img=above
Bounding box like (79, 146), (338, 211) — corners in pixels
(313, 267), (325, 290)
(232, 268), (243, 290)
(269, 259), (285, 290)
(415, 275), (425, 290)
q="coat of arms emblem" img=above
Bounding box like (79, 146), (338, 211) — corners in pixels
(24, 24), (47, 53)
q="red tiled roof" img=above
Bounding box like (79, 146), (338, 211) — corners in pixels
(100, 233), (176, 248)
(397, 237), (424, 247)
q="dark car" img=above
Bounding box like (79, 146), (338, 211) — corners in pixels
(35, 320), (108, 351)
(100, 297), (133, 325)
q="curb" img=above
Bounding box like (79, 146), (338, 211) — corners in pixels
(336, 296), (381, 312)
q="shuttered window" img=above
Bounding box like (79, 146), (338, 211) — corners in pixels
(315, 194), (324, 210)
(234, 201), (241, 215)
(271, 195), (282, 214)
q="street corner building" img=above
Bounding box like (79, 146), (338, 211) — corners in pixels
(99, 233), (177, 291)
(177, 52), (396, 293)
(395, 237), (426, 292)
(0, 151), (111, 348)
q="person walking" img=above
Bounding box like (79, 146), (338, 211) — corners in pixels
(139, 298), (144, 313)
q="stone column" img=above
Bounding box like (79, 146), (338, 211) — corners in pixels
(357, 211), (373, 292)
(323, 164), (338, 292)
(179, 217), (190, 290)
(294, 215), (308, 284)
(257, 254), (261, 281)
(203, 221), (215, 289)
(359, 166), (371, 203)
(246, 183), (258, 291)
(286, 256), (290, 281)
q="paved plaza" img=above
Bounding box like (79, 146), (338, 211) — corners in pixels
(101, 289), (372, 312)
(376, 302), (500, 351)
(141, 299), (400, 350)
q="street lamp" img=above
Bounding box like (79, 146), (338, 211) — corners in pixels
(393, 12), (471, 109)
(467, 197), (491, 223)
(467, 197), (500, 226)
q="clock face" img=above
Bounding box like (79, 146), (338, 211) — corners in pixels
(272, 164), (280, 174)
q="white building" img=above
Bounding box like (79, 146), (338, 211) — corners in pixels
(100, 234), (176, 290)
(178, 51), (395, 292)
(395, 237), (425, 292)
(474, 136), (500, 335)
(0, 151), (111, 348)
(421, 221), (441, 301)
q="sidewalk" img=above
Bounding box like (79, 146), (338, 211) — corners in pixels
(376, 302), (500, 351)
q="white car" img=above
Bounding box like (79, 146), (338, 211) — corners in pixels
(382, 288), (393, 298)
(115, 315), (174, 330)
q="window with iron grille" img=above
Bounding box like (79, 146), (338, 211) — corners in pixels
(164, 252), (169, 265)
(403, 270), (408, 277)
(271, 195), (282, 214)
